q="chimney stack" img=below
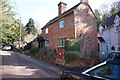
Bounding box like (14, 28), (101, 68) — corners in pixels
(80, 0), (88, 4)
(58, 2), (67, 15)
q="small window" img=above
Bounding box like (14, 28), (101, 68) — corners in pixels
(45, 40), (49, 46)
(58, 37), (66, 47)
(59, 20), (64, 28)
(45, 28), (48, 34)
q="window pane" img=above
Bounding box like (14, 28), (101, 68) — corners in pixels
(90, 64), (119, 79)
(45, 40), (49, 46)
(58, 38), (66, 47)
(59, 20), (64, 28)
(45, 28), (48, 34)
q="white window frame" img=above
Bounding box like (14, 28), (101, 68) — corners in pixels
(114, 16), (120, 32)
(45, 28), (48, 34)
(45, 39), (49, 46)
(59, 19), (64, 28)
(58, 37), (66, 47)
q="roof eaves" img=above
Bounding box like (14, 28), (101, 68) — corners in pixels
(102, 11), (120, 27)
(41, 2), (82, 29)
(44, 10), (73, 27)
(87, 4), (97, 19)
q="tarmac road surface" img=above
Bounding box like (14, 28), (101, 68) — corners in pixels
(0, 50), (63, 79)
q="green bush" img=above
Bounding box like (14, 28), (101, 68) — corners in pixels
(64, 51), (83, 63)
(28, 47), (40, 55)
(65, 39), (83, 52)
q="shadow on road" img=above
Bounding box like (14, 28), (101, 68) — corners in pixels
(1, 51), (62, 78)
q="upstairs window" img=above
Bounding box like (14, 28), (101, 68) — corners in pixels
(59, 20), (64, 28)
(45, 28), (48, 34)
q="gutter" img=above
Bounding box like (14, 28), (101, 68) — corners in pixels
(42, 10), (74, 29)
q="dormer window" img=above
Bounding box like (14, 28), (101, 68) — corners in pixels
(59, 19), (64, 28)
(45, 28), (48, 34)
(114, 16), (120, 32)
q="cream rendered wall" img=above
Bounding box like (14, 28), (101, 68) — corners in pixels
(109, 26), (119, 51)
(99, 26), (119, 52)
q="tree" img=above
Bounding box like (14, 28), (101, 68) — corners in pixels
(117, 1), (120, 11)
(102, 14), (108, 22)
(112, 1), (120, 12)
(0, 0), (15, 46)
(1, 20), (27, 46)
(0, 0), (26, 46)
(25, 18), (37, 35)
(94, 9), (102, 28)
(110, 7), (116, 16)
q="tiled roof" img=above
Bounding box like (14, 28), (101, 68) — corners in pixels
(41, 2), (82, 29)
(102, 11), (120, 27)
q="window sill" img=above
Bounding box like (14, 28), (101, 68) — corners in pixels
(58, 46), (64, 48)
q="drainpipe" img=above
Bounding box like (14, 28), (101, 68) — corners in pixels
(105, 25), (111, 53)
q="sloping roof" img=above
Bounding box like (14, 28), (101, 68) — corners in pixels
(102, 11), (120, 27)
(41, 2), (82, 29)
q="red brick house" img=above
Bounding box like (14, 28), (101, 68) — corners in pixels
(41, 0), (98, 59)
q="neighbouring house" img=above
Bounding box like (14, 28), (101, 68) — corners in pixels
(41, 0), (98, 60)
(98, 11), (120, 60)
(24, 34), (45, 50)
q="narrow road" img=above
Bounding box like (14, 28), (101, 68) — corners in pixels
(0, 50), (63, 79)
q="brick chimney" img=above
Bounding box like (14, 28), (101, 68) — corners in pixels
(80, 0), (88, 3)
(58, 2), (67, 15)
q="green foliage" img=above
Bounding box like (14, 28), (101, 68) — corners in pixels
(65, 39), (84, 52)
(102, 14), (108, 22)
(0, 0), (27, 46)
(94, 9), (102, 29)
(65, 39), (80, 52)
(94, 0), (120, 30)
(64, 51), (83, 63)
(28, 47), (40, 55)
(25, 18), (37, 35)
(110, 7), (116, 16)
(1, 20), (27, 46)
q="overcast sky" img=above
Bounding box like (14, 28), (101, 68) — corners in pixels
(10, 0), (119, 30)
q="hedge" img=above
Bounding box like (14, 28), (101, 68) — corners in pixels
(64, 51), (83, 63)
(65, 39), (84, 52)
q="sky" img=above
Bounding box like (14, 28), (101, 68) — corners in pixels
(10, 0), (119, 30)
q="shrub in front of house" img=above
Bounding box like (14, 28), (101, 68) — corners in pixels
(65, 39), (82, 52)
(24, 48), (57, 64)
(28, 47), (40, 56)
(64, 51), (83, 63)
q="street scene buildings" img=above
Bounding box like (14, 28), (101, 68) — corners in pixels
(98, 11), (120, 60)
(0, 0), (120, 79)
(41, 0), (98, 59)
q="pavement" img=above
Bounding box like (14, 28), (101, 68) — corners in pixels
(0, 50), (63, 78)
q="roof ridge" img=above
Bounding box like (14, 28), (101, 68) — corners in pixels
(102, 11), (120, 27)
(42, 2), (82, 29)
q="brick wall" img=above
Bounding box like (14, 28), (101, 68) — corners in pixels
(74, 3), (98, 59)
(42, 3), (98, 61)
(42, 12), (75, 50)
